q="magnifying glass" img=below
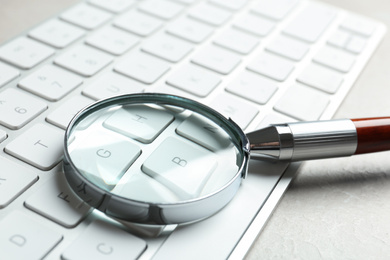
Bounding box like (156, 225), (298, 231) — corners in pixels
(63, 93), (390, 225)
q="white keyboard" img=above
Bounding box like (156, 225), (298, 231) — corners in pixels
(0, 0), (386, 259)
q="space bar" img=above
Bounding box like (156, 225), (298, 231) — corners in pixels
(153, 161), (289, 260)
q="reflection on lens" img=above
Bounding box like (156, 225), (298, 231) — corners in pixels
(67, 101), (241, 204)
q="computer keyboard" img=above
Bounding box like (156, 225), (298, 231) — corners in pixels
(0, 0), (386, 259)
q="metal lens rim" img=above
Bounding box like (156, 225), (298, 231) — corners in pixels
(63, 93), (250, 224)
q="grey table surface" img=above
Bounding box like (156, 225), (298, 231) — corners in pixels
(1, 0), (390, 259)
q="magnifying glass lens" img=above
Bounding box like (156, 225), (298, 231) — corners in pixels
(66, 96), (245, 208)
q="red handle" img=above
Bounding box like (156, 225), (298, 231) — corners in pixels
(352, 117), (390, 154)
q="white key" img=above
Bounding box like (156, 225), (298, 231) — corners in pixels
(247, 52), (294, 81)
(209, 93), (258, 129)
(167, 16), (214, 43)
(141, 33), (193, 62)
(341, 14), (377, 37)
(266, 34), (310, 61)
(274, 84), (330, 121)
(226, 70), (278, 105)
(0, 62), (19, 87)
(257, 113), (296, 129)
(313, 45), (355, 73)
(152, 84), (196, 100)
(0, 88), (47, 130)
(346, 36), (367, 54)
(113, 171), (179, 203)
(62, 220), (146, 260)
(114, 10), (163, 37)
(0, 37), (54, 69)
(83, 72), (145, 100)
(0, 212), (62, 260)
(188, 2), (231, 26)
(233, 13), (275, 37)
(138, 0), (184, 20)
(251, 0), (299, 20)
(69, 130), (141, 189)
(18, 65), (83, 101)
(166, 64), (221, 97)
(0, 129), (6, 143)
(209, 0), (248, 11)
(176, 114), (232, 151)
(0, 158), (38, 208)
(55, 45), (113, 76)
(213, 28), (258, 54)
(25, 172), (91, 228)
(191, 45), (241, 75)
(103, 105), (174, 143)
(60, 3), (112, 30)
(283, 3), (337, 43)
(327, 30), (350, 48)
(28, 19), (86, 48)
(142, 137), (217, 199)
(89, 0), (136, 13)
(172, 0), (196, 4)
(46, 95), (93, 129)
(115, 51), (170, 84)
(86, 26), (139, 55)
(297, 63), (344, 94)
(5, 124), (64, 170)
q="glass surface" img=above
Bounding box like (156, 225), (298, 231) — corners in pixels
(66, 98), (243, 204)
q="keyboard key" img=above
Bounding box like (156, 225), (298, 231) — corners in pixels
(341, 14), (377, 37)
(142, 137), (217, 198)
(209, 0), (248, 11)
(25, 171), (91, 228)
(0, 212), (62, 260)
(18, 65), (83, 101)
(209, 93), (258, 129)
(226, 70), (278, 105)
(82, 72), (145, 100)
(266, 34), (310, 61)
(176, 114), (232, 151)
(114, 9), (163, 37)
(251, 0), (299, 20)
(69, 130), (141, 189)
(233, 13), (275, 37)
(86, 26), (139, 55)
(297, 63), (343, 94)
(166, 64), (221, 97)
(213, 28), (258, 54)
(0, 62), (19, 87)
(0, 37), (55, 69)
(114, 51), (170, 84)
(55, 45), (113, 76)
(46, 95), (93, 129)
(345, 36), (367, 54)
(327, 30), (350, 48)
(191, 45), (241, 75)
(60, 3), (112, 30)
(274, 84), (330, 121)
(89, 0), (136, 13)
(167, 16), (214, 43)
(283, 3), (337, 43)
(188, 2), (232, 26)
(0, 88), (47, 130)
(103, 105), (174, 143)
(247, 52), (294, 81)
(313, 45), (355, 72)
(141, 33), (193, 62)
(28, 19), (86, 48)
(0, 157), (38, 208)
(62, 220), (146, 260)
(138, 0), (184, 20)
(5, 124), (64, 170)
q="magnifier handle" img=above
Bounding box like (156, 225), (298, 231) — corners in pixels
(248, 117), (390, 161)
